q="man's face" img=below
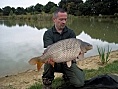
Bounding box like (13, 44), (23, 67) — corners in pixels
(53, 12), (67, 30)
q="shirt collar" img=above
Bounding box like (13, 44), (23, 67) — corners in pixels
(52, 25), (68, 33)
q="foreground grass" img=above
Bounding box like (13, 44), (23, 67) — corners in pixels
(28, 60), (118, 89)
(84, 60), (118, 79)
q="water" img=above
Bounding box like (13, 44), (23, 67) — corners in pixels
(0, 18), (118, 77)
(0, 24), (47, 77)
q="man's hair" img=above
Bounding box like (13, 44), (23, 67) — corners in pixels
(53, 8), (66, 18)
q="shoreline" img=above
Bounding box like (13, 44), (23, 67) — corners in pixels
(0, 50), (118, 89)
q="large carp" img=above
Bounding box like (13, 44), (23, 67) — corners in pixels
(29, 38), (93, 71)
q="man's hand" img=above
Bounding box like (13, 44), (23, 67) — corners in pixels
(46, 58), (54, 63)
(45, 58), (55, 67)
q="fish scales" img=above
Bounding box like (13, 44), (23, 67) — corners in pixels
(40, 38), (82, 63)
(29, 38), (93, 71)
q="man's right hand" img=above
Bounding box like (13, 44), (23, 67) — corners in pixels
(45, 58), (55, 67)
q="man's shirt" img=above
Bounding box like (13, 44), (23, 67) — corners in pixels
(43, 26), (76, 48)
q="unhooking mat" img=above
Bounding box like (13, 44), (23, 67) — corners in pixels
(57, 74), (118, 89)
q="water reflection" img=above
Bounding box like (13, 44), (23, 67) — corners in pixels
(1, 18), (118, 43)
(0, 19), (53, 29)
(0, 25), (47, 77)
(0, 22), (118, 77)
(70, 18), (118, 43)
(77, 31), (118, 57)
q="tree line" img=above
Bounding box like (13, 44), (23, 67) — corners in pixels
(0, 0), (118, 16)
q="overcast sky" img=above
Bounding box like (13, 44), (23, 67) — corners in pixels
(0, 0), (86, 8)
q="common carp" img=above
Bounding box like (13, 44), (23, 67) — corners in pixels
(29, 38), (93, 71)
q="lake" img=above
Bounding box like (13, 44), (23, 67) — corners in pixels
(0, 18), (118, 77)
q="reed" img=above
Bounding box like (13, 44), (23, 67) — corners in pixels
(97, 45), (112, 64)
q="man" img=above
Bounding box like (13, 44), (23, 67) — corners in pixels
(42, 8), (85, 89)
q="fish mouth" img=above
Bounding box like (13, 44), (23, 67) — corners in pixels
(90, 46), (93, 49)
(88, 45), (93, 50)
(89, 46), (93, 49)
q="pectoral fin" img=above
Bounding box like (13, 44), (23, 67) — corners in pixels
(66, 61), (71, 67)
(50, 62), (55, 67)
(77, 52), (84, 60)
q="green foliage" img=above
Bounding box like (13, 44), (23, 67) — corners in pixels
(27, 82), (42, 89)
(8, 14), (52, 21)
(59, 0), (83, 16)
(84, 60), (118, 79)
(32, 14), (38, 21)
(9, 10), (13, 16)
(43, 1), (57, 13)
(34, 3), (43, 13)
(9, 10), (16, 19)
(1, 0), (118, 16)
(15, 7), (26, 15)
(50, 6), (58, 14)
(2, 6), (11, 16)
(97, 45), (112, 64)
(52, 77), (65, 89)
(28, 78), (64, 89)
(26, 6), (35, 14)
(9, 14), (16, 19)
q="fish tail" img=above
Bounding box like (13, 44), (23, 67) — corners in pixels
(28, 57), (40, 65)
(28, 57), (44, 71)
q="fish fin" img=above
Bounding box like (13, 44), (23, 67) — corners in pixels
(78, 52), (84, 60)
(37, 62), (44, 71)
(28, 57), (40, 65)
(50, 62), (55, 67)
(46, 58), (55, 67)
(66, 61), (71, 67)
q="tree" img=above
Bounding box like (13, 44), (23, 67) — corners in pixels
(25, 6), (35, 14)
(1, 0), (118, 16)
(0, 8), (3, 16)
(2, 6), (11, 15)
(34, 3), (43, 13)
(102, 0), (118, 15)
(59, 0), (83, 15)
(83, 0), (118, 15)
(0, 8), (2, 13)
(43, 1), (57, 13)
(11, 7), (15, 13)
(15, 7), (26, 15)
(50, 6), (58, 13)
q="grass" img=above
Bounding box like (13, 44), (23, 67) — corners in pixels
(27, 82), (42, 89)
(84, 60), (118, 79)
(27, 77), (65, 89)
(28, 60), (118, 89)
(97, 45), (112, 65)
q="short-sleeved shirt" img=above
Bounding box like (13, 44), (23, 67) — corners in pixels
(43, 25), (76, 48)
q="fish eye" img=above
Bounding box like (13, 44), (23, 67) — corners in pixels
(87, 44), (90, 46)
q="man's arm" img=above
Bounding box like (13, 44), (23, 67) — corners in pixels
(43, 31), (55, 64)
(43, 31), (54, 48)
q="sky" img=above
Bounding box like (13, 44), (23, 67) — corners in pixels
(0, 0), (86, 8)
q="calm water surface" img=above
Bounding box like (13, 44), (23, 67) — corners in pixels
(0, 18), (118, 77)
